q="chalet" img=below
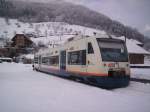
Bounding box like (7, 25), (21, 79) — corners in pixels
(126, 39), (150, 64)
(11, 34), (33, 48)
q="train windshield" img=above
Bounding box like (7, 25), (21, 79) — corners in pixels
(97, 39), (128, 62)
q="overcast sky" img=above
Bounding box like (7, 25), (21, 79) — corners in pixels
(10, 0), (150, 37)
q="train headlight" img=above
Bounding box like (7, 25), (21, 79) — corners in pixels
(108, 63), (115, 67)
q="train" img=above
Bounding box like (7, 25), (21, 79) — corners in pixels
(33, 35), (130, 88)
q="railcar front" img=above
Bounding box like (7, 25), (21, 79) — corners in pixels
(89, 38), (130, 88)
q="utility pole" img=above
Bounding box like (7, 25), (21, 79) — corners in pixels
(125, 30), (127, 43)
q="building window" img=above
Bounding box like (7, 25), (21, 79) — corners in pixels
(68, 50), (86, 65)
(88, 42), (94, 54)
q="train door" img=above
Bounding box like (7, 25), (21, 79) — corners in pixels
(60, 51), (66, 70)
(38, 55), (42, 69)
(87, 42), (96, 73)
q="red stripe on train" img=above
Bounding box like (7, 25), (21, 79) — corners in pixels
(41, 67), (108, 77)
(66, 70), (108, 76)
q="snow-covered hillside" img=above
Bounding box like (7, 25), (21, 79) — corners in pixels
(0, 17), (105, 46)
(0, 17), (149, 55)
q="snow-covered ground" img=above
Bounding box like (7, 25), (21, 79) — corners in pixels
(131, 68), (150, 80)
(0, 63), (150, 112)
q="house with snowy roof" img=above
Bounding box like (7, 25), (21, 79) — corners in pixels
(126, 39), (150, 64)
(11, 34), (33, 48)
(1, 34), (34, 58)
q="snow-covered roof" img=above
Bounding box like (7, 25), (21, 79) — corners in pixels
(21, 54), (34, 59)
(129, 39), (143, 45)
(126, 40), (150, 55)
(126, 40), (149, 55)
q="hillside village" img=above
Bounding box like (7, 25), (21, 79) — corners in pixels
(0, 17), (150, 64)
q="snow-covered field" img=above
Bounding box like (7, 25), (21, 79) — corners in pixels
(0, 63), (150, 112)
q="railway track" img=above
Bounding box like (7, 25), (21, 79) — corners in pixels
(130, 78), (150, 84)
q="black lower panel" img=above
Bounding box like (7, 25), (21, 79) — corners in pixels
(86, 75), (130, 89)
(36, 67), (130, 89)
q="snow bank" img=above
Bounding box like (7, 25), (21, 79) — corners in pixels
(131, 68), (150, 80)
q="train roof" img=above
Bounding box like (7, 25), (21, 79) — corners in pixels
(35, 34), (126, 56)
(96, 38), (125, 43)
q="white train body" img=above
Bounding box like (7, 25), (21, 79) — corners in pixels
(33, 35), (130, 88)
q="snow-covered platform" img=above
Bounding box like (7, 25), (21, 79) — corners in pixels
(131, 67), (150, 80)
(0, 63), (150, 112)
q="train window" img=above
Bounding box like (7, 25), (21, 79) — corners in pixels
(34, 57), (38, 64)
(68, 50), (86, 65)
(49, 56), (59, 66)
(88, 42), (94, 54)
(42, 57), (49, 65)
